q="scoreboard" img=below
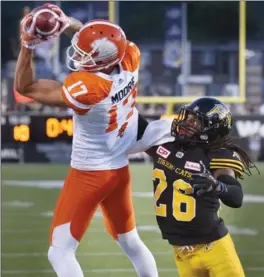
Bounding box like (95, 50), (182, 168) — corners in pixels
(1, 114), (75, 163)
(2, 115), (73, 143)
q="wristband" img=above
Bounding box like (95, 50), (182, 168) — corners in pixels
(213, 181), (228, 195)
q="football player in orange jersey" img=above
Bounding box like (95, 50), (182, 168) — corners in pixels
(15, 4), (173, 277)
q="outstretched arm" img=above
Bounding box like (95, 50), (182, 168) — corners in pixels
(127, 118), (174, 155)
(14, 4), (83, 106)
(14, 46), (64, 106)
(63, 17), (83, 37)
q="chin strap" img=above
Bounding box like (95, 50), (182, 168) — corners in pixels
(171, 118), (210, 145)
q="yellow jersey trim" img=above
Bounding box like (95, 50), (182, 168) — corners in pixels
(210, 166), (243, 177)
(210, 162), (243, 172)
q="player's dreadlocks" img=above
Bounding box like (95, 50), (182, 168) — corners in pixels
(205, 135), (260, 178)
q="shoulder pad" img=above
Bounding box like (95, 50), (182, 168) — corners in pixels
(61, 72), (112, 113)
(121, 41), (141, 72)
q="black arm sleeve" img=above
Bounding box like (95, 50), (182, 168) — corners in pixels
(137, 114), (149, 141)
(137, 114), (156, 156)
(217, 175), (243, 208)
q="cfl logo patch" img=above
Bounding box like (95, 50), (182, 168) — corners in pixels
(176, 151), (184, 158)
(156, 146), (171, 158)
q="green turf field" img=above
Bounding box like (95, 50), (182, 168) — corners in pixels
(2, 163), (264, 277)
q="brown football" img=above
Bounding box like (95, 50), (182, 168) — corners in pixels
(34, 9), (60, 36)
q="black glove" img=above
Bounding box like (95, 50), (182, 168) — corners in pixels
(191, 161), (227, 196)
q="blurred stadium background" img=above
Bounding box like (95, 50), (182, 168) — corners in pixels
(1, 1), (264, 276)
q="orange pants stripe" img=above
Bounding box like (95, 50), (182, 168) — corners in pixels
(49, 165), (135, 243)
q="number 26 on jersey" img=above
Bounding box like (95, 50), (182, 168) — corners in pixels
(153, 169), (196, 222)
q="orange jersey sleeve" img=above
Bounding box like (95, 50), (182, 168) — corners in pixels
(61, 71), (112, 114)
(121, 41), (141, 72)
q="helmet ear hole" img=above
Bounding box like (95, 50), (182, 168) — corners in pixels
(212, 114), (220, 121)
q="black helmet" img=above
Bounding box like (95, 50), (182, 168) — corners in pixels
(171, 97), (232, 144)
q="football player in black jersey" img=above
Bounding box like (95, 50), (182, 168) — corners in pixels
(148, 97), (259, 277)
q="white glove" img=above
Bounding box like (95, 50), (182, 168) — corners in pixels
(43, 3), (71, 35)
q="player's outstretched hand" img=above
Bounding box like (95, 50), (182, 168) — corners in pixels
(191, 161), (227, 196)
(20, 13), (44, 49)
(20, 4), (70, 49)
(42, 3), (71, 36)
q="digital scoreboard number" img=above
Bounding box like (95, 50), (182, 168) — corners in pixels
(13, 124), (30, 142)
(46, 118), (73, 138)
(2, 115), (73, 143)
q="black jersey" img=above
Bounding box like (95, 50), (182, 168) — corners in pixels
(151, 142), (245, 246)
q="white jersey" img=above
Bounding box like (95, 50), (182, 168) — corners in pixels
(62, 42), (174, 170)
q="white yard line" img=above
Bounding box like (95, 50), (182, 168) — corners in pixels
(2, 267), (264, 275)
(246, 267), (264, 271)
(3, 250), (264, 258)
(2, 238), (166, 246)
(1, 226), (159, 234)
(2, 180), (64, 189)
(3, 180), (264, 204)
(243, 194), (264, 203)
(3, 210), (155, 217)
(2, 229), (107, 234)
(2, 251), (171, 258)
(226, 225), (258, 236)
(2, 201), (35, 208)
(1, 268), (178, 274)
(2, 224), (258, 236)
